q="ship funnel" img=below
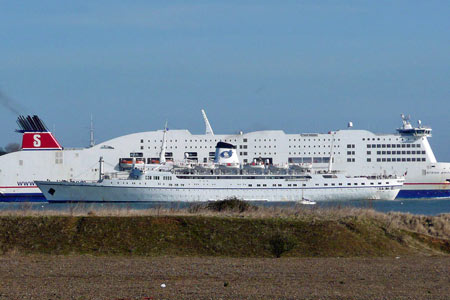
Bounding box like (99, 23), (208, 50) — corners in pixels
(16, 115), (62, 150)
(214, 142), (239, 166)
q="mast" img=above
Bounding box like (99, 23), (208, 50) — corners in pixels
(98, 156), (104, 180)
(159, 121), (168, 164)
(89, 114), (95, 147)
(201, 109), (214, 135)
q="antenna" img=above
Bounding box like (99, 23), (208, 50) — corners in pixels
(89, 114), (95, 147)
(201, 109), (214, 135)
(159, 121), (168, 164)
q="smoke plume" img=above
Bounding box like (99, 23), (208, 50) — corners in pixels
(0, 88), (26, 115)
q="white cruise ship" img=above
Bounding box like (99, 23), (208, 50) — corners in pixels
(0, 112), (449, 201)
(35, 142), (404, 203)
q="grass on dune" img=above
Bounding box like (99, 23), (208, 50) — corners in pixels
(0, 200), (449, 257)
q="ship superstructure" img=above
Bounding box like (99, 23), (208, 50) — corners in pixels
(0, 112), (449, 201)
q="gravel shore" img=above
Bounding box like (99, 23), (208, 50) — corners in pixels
(0, 255), (448, 299)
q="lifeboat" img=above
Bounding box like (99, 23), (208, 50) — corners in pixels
(247, 161), (265, 169)
(119, 158), (145, 170)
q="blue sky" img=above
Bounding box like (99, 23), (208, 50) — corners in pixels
(0, 1), (449, 159)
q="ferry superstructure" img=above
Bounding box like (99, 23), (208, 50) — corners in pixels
(0, 112), (449, 201)
(36, 142), (404, 203)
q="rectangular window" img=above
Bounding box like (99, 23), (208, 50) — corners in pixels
(367, 158), (371, 162)
(367, 151), (371, 155)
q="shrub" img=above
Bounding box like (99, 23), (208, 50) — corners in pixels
(205, 198), (257, 213)
(268, 232), (297, 258)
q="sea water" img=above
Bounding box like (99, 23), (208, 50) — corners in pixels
(1, 199), (449, 216)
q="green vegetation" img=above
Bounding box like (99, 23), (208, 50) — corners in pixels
(0, 211), (448, 257)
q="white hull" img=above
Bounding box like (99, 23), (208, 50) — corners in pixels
(36, 172), (403, 202)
